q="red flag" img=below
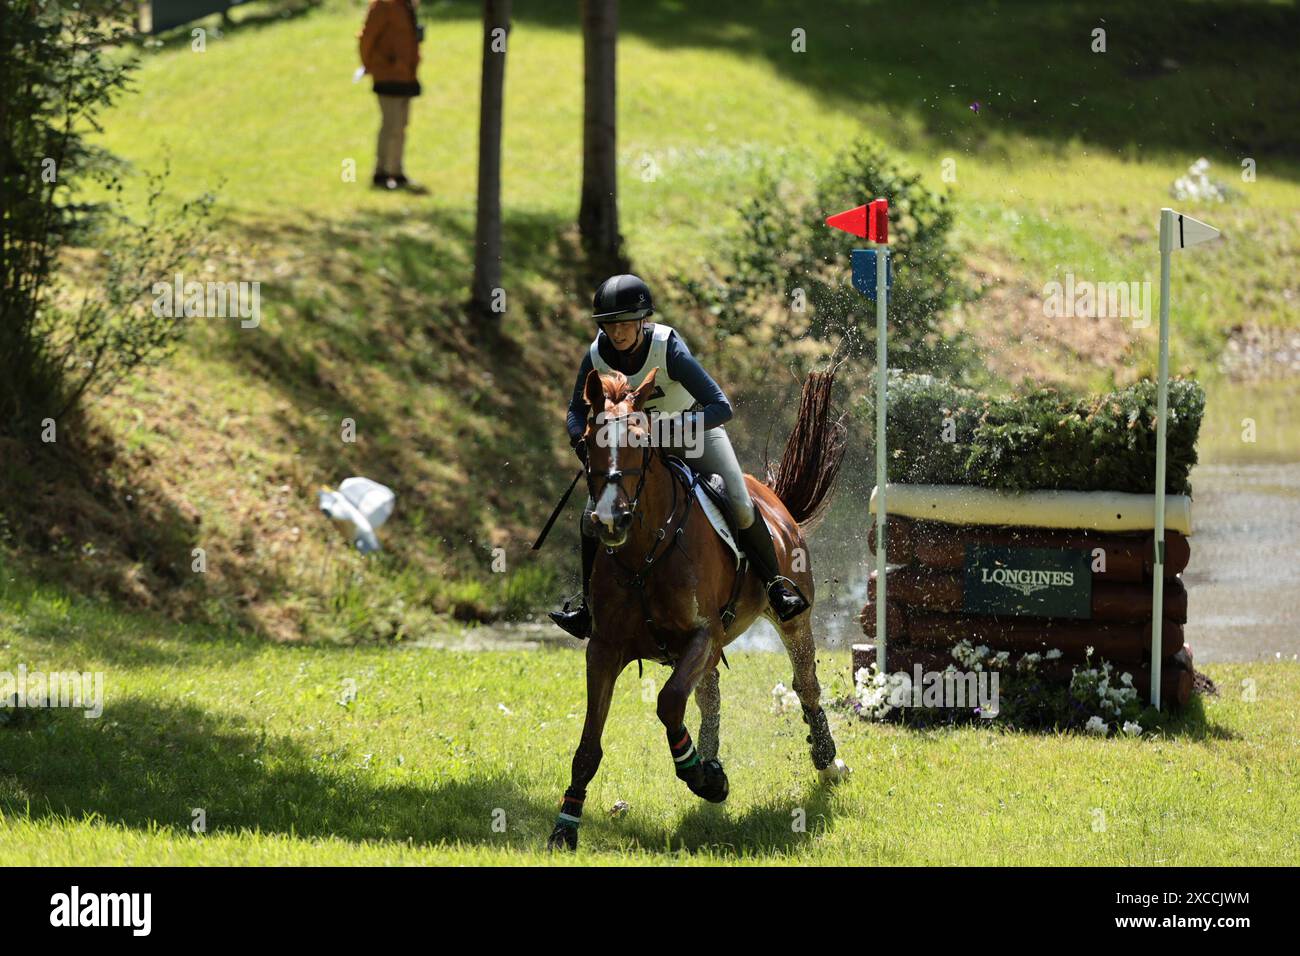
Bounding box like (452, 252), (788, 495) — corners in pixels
(825, 199), (888, 243)
(825, 204), (867, 238)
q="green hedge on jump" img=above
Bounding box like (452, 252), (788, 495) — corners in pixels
(861, 373), (1205, 495)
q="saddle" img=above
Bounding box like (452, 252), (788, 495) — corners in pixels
(664, 456), (743, 569)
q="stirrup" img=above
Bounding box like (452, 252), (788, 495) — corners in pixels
(767, 576), (810, 622)
(548, 596), (591, 639)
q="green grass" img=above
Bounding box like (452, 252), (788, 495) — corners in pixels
(3, 567), (1297, 864)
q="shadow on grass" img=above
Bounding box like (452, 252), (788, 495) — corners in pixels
(0, 426), (297, 648)
(498, 0), (1300, 165)
(609, 780), (840, 857)
(0, 694), (843, 854)
(0, 697), (556, 847)
(217, 206), (598, 581)
(0, 201), (593, 639)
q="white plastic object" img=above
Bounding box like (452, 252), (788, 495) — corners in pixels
(319, 477), (396, 554)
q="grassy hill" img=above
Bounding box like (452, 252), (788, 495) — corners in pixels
(4, 0), (1297, 644)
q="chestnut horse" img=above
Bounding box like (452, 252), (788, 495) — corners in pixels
(547, 365), (849, 851)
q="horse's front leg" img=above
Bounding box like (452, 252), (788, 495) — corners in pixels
(547, 636), (624, 851)
(658, 627), (728, 803)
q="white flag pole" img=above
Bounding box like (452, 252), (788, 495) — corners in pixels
(875, 246), (889, 672)
(1150, 208), (1175, 709)
(1150, 207), (1218, 709)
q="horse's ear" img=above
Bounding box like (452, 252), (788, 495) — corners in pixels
(630, 367), (658, 412)
(583, 369), (605, 418)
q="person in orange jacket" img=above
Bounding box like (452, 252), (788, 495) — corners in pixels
(358, 0), (425, 191)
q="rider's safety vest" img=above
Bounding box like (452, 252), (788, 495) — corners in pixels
(589, 323), (697, 416)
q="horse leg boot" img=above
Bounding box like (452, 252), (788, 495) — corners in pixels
(659, 631), (728, 803)
(548, 529), (598, 639)
(736, 505), (809, 622)
(547, 638), (623, 851)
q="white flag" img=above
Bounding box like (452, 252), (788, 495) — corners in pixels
(1172, 210), (1219, 250)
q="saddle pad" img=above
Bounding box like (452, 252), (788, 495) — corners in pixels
(666, 458), (742, 568)
(693, 482), (742, 568)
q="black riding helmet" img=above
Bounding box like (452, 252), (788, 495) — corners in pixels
(593, 274), (654, 324)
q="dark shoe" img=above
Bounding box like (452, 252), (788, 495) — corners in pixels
(737, 512), (810, 621)
(549, 528), (598, 638)
(392, 174), (429, 195)
(372, 174), (398, 191)
(548, 600), (591, 639)
(767, 578), (810, 622)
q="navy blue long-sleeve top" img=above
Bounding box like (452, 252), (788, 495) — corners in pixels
(566, 327), (732, 446)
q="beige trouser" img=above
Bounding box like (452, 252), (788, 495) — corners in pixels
(376, 95), (411, 176)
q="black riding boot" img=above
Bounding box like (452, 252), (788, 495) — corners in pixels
(548, 532), (598, 638)
(737, 510), (810, 622)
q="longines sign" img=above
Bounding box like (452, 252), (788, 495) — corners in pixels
(962, 545), (1092, 619)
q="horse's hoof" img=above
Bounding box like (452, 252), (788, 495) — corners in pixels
(677, 758), (729, 802)
(804, 707), (838, 770)
(546, 823), (578, 851)
(681, 758), (729, 803)
(818, 757), (851, 785)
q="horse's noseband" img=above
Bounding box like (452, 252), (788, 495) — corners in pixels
(585, 453), (652, 519)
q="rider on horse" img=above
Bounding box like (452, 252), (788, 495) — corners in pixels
(548, 274), (810, 639)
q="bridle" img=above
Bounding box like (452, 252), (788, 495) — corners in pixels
(583, 412), (654, 521)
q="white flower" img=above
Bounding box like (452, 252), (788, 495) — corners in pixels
(1045, 649), (1063, 660)
(1085, 716), (1109, 736)
(1122, 721), (1143, 736)
(771, 681), (801, 714)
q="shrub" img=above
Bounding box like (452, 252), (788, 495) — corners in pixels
(862, 372), (1204, 494)
(0, 0), (214, 435)
(676, 137), (971, 386)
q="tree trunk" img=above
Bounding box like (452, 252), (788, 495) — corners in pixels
(470, 0), (511, 322)
(578, 0), (625, 275)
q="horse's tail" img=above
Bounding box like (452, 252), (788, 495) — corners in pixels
(766, 366), (847, 533)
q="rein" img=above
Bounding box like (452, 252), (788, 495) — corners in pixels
(591, 446), (743, 670)
(600, 447), (695, 660)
